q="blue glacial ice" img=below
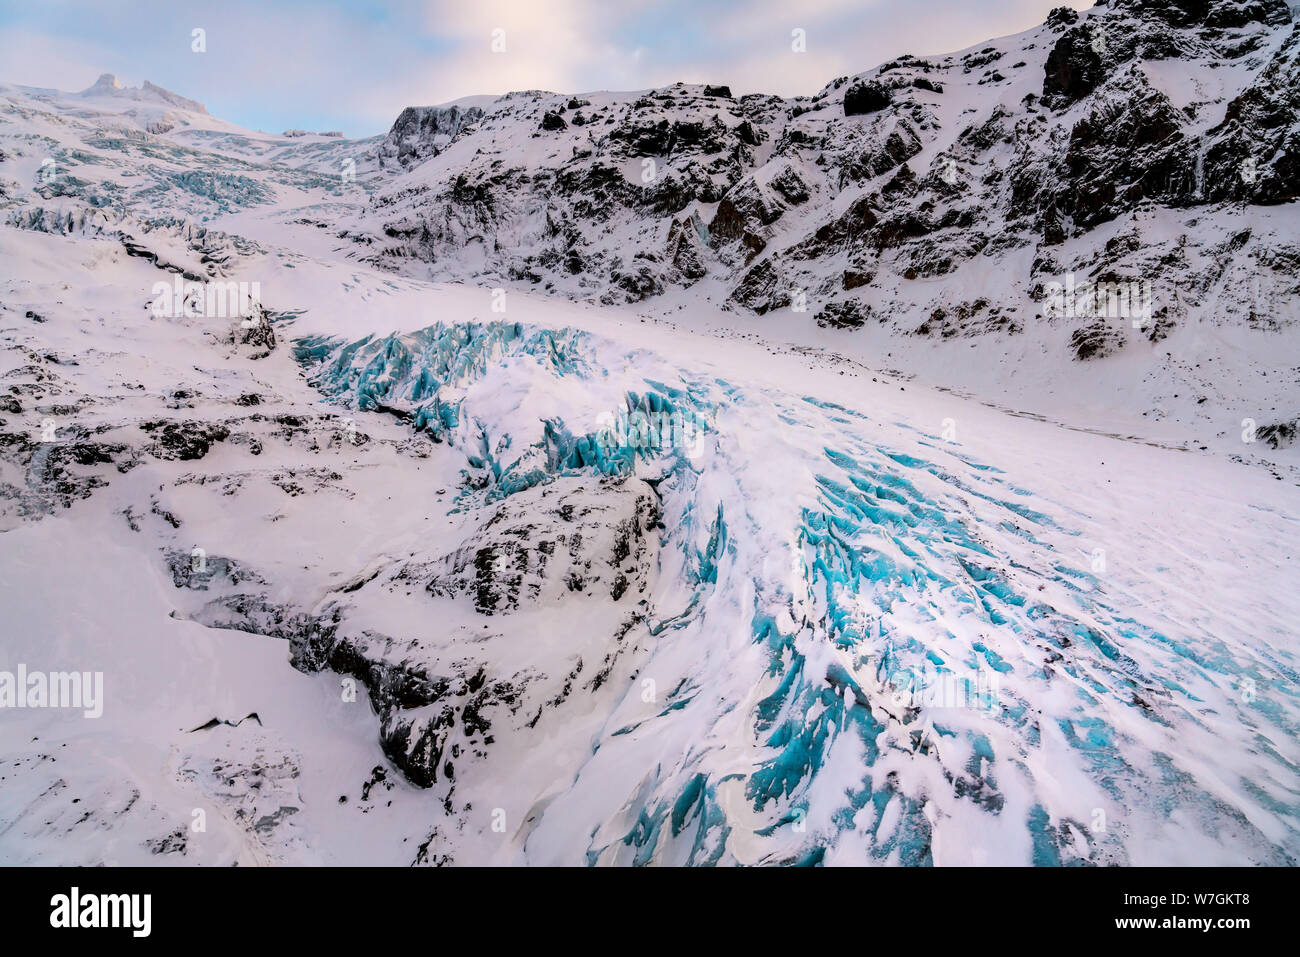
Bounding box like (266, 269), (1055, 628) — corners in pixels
(295, 320), (1300, 866)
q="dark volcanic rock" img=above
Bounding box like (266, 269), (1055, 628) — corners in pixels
(1046, 5), (1080, 28)
(1201, 25), (1300, 204)
(237, 307), (276, 355)
(1257, 418), (1298, 449)
(816, 301), (870, 329)
(710, 177), (784, 261)
(1043, 24), (1108, 106)
(770, 166), (810, 204)
(844, 81), (893, 116)
(667, 214), (709, 281)
(1069, 319), (1125, 360)
(425, 478), (658, 613)
(141, 420), (231, 460)
(730, 259), (791, 314)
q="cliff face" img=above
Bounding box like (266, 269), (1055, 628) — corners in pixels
(378, 104), (486, 170)
(353, 0), (1297, 365)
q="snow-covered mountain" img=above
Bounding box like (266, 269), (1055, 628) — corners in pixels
(1, 0), (1297, 866)
(350, 0), (1300, 443)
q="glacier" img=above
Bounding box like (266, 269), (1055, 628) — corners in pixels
(1, 0), (1298, 868)
(279, 317), (1300, 864)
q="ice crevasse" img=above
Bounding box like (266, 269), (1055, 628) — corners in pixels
(294, 319), (1300, 866)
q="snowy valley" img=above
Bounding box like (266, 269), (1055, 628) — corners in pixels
(1, 0), (1298, 867)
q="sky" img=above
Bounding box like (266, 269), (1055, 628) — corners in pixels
(0, 0), (1093, 136)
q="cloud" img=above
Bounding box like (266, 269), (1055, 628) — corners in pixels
(0, 25), (132, 93)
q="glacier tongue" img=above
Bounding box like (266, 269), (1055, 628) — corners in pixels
(291, 319), (1300, 865)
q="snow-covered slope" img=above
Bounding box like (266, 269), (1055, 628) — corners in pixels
(344, 0), (1300, 445)
(1, 0), (1297, 867)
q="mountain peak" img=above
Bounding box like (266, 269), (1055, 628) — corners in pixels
(141, 79), (208, 114)
(82, 73), (124, 94)
(77, 73), (208, 114)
